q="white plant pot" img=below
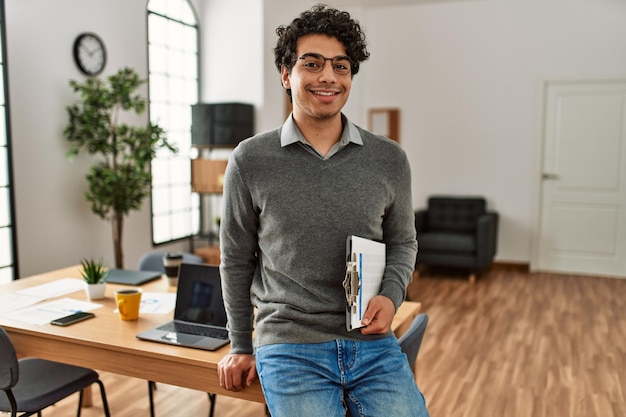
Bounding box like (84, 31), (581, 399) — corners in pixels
(85, 282), (106, 300)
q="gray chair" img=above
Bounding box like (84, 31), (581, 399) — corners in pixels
(344, 314), (429, 417)
(415, 196), (498, 283)
(137, 252), (217, 417)
(0, 326), (111, 417)
(137, 251), (204, 272)
(398, 313), (429, 376)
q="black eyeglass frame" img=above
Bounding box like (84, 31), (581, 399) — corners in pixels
(297, 53), (353, 75)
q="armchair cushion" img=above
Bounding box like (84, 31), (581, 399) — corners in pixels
(425, 197), (486, 233)
(418, 232), (476, 253)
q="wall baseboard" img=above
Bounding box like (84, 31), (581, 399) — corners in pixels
(492, 261), (530, 272)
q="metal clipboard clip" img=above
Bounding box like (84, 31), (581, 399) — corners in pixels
(343, 252), (360, 314)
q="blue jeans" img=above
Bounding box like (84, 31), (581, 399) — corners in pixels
(255, 337), (429, 417)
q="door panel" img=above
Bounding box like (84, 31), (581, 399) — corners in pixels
(538, 80), (626, 278)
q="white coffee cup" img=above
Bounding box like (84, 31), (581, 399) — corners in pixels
(163, 252), (183, 286)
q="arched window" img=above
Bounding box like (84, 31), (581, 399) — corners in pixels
(147, 0), (199, 244)
(0, 0), (17, 282)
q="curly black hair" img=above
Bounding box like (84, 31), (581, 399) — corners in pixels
(274, 4), (370, 77)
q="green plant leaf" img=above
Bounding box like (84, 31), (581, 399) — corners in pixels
(80, 257), (109, 284)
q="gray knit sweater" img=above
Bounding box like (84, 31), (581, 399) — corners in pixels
(219, 116), (417, 354)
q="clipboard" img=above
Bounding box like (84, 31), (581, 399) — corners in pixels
(343, 235), (385, 331)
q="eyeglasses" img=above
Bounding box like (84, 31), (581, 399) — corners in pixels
(297, 53), (352, 75)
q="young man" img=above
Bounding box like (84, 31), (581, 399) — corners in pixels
(217, 5), (429, 417)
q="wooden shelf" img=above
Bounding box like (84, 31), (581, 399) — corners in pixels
(191, 159), (228, 194)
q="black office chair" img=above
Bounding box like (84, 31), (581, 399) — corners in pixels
(137, 251), (216, 417)
(0, 326), (111, 417)
(398, 313), (429, 376)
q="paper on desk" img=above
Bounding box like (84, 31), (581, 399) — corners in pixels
(139, 292), (176, 314)
(0, 293), (44, 314)
(17, 278), (85, 299)
(112, 292), (176, 315)
(0, 297), (102, 325)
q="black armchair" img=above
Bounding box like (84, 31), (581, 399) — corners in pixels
(415, 196), (498, 283)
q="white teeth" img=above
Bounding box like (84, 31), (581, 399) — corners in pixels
(313, 91), (335, 96)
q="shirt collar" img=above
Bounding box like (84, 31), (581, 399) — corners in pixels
(280, 113), (364, 148)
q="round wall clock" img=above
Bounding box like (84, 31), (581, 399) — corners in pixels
(73, 32), (107, 76)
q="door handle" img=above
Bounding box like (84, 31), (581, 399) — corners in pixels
(542, 173), (560, 180)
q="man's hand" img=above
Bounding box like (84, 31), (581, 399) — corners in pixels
(217, 353), (257, 392)
(360, 295), (395, 335)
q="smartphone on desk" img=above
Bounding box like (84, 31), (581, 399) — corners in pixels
(51, 311), (95, 326)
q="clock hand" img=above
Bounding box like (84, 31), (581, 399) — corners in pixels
(80, 45), (94, 57)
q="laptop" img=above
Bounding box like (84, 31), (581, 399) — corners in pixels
(105, 269), (162, 285)
(136, 263), (230, 351)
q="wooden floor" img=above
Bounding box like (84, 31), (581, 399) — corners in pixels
(5, 267), (625, 417)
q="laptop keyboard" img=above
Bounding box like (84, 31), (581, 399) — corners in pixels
(158, 322), (229, 340)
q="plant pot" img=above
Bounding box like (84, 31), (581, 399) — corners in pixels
(85, 282), (106, 300)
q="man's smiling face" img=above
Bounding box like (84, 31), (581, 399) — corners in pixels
(281, 34), (352, 123)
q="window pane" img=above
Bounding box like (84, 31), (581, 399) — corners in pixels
(171, 155), (191, 183)
(152, 186), (171, 216)
(152, 214), (170, 243)
(149, 45), (167, 74)
(0, 188), (8, 226)
(0, 266), (13, 284)
(151, 103), (169, 130)
(151, 157), (170, 187)
(148, 14), (167, 46)
(172, 211), (192, 236)
(0, 226), (11, 266)
(179, 3), (196, 25)
(147, 0), (167, 14)
(0, 151), (6, 186)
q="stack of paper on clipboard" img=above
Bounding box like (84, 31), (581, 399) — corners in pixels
(343, 235), (385, 331)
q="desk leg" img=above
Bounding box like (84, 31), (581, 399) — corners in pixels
(82, 386), (93, 407)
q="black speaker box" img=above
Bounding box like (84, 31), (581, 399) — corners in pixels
(191, 102), (254, 147)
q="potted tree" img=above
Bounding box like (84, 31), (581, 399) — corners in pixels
(64, 67), (176, 268)
(80, 257), (109, 300)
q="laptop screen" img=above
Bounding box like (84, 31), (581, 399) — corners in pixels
(174, 263), (227, 327)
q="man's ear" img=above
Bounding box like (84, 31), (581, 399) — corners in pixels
(281, 65), (291, 89)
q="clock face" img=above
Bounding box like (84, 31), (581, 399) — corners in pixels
(73, 33), (107, 76)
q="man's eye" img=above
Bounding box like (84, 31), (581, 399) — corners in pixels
(304, 61), (321, 68)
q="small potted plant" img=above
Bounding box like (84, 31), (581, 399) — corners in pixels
(80, 258), (109, 300)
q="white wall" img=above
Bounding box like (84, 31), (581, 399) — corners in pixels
(6, 0), (626, 277)
(358, 0), (626, 262)
(195, 0), (263, 105)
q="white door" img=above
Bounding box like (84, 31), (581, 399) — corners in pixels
(537, 79), (626, 278)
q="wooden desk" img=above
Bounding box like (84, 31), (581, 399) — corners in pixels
(0, 265), (421, 403)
